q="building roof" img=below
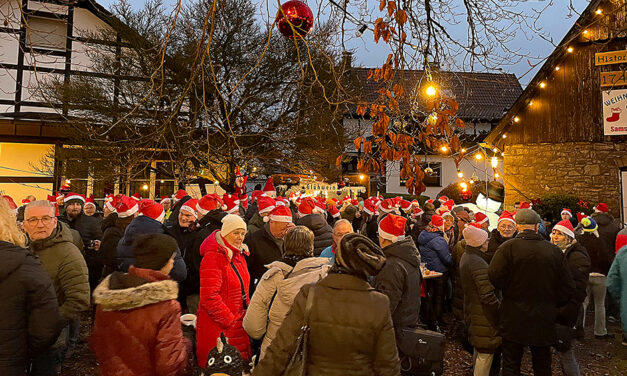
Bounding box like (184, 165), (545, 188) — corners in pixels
(484, 0), (603, 145)
(349, 67), (522, 122)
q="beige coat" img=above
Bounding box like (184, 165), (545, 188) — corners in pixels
(243, 257), (331, 358)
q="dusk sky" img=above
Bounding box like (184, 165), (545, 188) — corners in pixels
(97, 0), (591, 86)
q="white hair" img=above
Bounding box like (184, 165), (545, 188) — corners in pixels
(333, 219), (353, 232)
(25, 200), (55, 217)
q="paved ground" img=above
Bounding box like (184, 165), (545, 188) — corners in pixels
(63, 310), (626, 375)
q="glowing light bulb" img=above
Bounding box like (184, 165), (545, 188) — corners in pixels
(359, 174), (365, 180)
(494, 172), (500, 179)
(440, 145), (448, 153)
(583, 29), (588, 35)
(142, 184), (148, 190)
(475, 153), (483, 160)
(461, 148), (467, 153)
(460, 182), (468, 190)
(540, 82), (546, 88)
(491, 157), (499, 169)
(567, 46), (574, 53)
(555, 66), (560, 71)
(596, 8), (602, 15)
(502, 134), (507, 139)
(529, 101), (534, 106)
(457, 171), (464, 178)
(426, 85), (437, 96)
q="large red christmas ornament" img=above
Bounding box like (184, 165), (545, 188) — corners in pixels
(276, 1), (314, 39)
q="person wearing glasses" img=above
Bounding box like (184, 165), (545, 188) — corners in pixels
(23, 200), (90, 375)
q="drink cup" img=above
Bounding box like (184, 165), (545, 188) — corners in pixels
(180, 313), (197, 328)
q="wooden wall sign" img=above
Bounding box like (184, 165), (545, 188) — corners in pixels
(596, 50), (627, 66)
(600, 71), (627, 87)
(602, 88), (627, 135)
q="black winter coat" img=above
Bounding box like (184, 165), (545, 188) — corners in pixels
(0, 241), (62, 375)
(557, 242), (590, 327)
(591, 212), (621, 258)
(374, 238), (421, 335)
(58, 212), (102, 249)
(451, 239), (466, 322)
(459, 246), (501, 353)
(116, 216), (187, 282)
(297, 214), (333, 256)
(488, 230), (575, 346)
(245, 225), (283, 287)
(487, 228), (516, 259)
(360, 215), (379, 244)
(98, 215), (131, 274)
(410, 210), (435, 246)
(165, 195), (191, 227)
(576, 232), (611, 275)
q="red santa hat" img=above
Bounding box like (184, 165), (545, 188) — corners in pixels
(438, 196), (449, 204)
(616, 228), (627, 253)
(349, 199), (359, 207)
(138, 200), (165, 222)
(576, 212), (586, 222)
(378, 214), (407, 242)
(257, 196), (276, 215)
(63, 192), (85, 204)
(594, 203), (609, 213)
(60, 183), (70, 191)
(173, 189), (188, 201)
(276, 197), (289, 207)
(222, 194), (240, 214)
(21, 198), (31, 205)
(2, 195), (17, 214)
(131, 193), (141, 201)
(411, 199), (420, 207)
(392, 196), (402, 207)
(379, 199), (396, 213)
(553, 219), (575, 239)
(429, 215), (445, 231)
(85, 195), (96, 208)
(426, 199), (435, 205)
(263, 205), (293, 223)
(240, 195), (249, 210)
(498, 211), (516, 225)
(328, 205), (340, 218)
(474, 212), (489, 225)
(519, 201), (532, 209)
(251, 190), (263, 203)
(560, 208), (572, 218)
(399, 199), (412, 213)
(47, 195), (60, 216)
(180, 198), (199, 218)
(298, 197), (316, 217)
(263, 178), (276, 197)
(115, 196), (139, 218)
(159, 195), (170, 204)
(363, 199), (377, 216)
(105, 194), (121, 212)
(197, 194), (226, 216)
(411, 207), (424, 218)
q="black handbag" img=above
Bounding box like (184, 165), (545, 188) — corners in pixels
(398, 327), (445, 376)
(282, 286), (316, 376)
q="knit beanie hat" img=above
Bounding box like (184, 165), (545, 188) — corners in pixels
(221, 214), (247, 236)
(203, 333), (243, 375)
(133, 234), (178, 271)
(336, 233), (386, 279)
(463, 225), (489, 247)
(581, 217), (598, 233)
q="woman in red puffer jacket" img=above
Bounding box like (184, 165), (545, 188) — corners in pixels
(90, 234), (190, 376)
(196, 214), (251, 367)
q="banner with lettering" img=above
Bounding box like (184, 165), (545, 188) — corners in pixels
(602, 89), (627, 135)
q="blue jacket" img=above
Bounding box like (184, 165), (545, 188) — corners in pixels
(319, 245), (335, 264)
(607, 245), (627, 334)
(417, 230), (452, 273)
(115, 216), (187, 282)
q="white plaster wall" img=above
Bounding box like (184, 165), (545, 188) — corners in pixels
(27, 1), (68, 15)
(0, 68), (17, 100)
(0, 104), (14, 113)
(0, 0), (22, 29)
(0, 32), (19, 65)
(21, 70), (62, 102)
(73, 8), (112, 38)
(24, 52), (65, 70)
(386, 156), (504, 199)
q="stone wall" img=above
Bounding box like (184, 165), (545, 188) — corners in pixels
(503, 142), (627, 217)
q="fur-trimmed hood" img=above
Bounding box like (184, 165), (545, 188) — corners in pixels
(93, 274), (178, 311)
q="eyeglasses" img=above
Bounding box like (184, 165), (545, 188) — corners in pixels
(333, 231), (351, 237)
(24, 216), (54, 225)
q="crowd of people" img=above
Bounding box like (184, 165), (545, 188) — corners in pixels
(1, 176), (626, 376)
